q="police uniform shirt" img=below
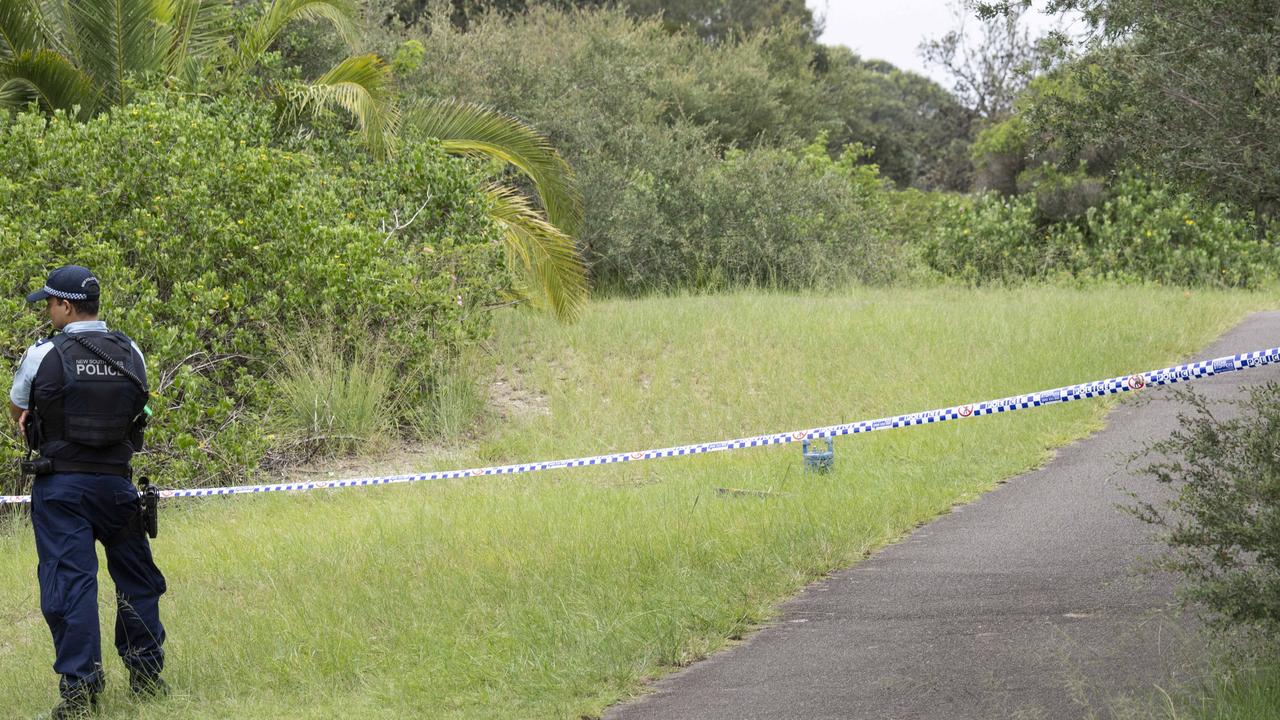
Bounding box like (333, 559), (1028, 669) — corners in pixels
(9, 320), (147, 411)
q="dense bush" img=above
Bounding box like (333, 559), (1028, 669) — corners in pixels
(1135, 384), (1280, 637)
(379, 8), (824, 150)
(923, 171), (1280, 287)
(338, 7), (968, 292)
(0, 94), (506, 493)
(373, 9), (929, 292)
(386, 6), (968, 167)
(588, 138), (905, 292)
(390, 0), (820, 41)
(396, 8), (832, 290)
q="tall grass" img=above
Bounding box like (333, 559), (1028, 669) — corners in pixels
(0, 287), (1272, 719)
(270, 328), (400, 458)
(1109, 649), (1280, 720)
(1187, 659), (1280, 719)
(415, 359), (488, 442)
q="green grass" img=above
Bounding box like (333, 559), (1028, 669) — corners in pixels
(0, 286), (1274, 719)
(1111, 648), (1280, 720)
(1186, 658), (1280, 719)
(270, 328), (400, 458)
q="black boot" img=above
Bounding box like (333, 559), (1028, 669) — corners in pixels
(49, 690), (97, 719)
(128, 670), (169, 699)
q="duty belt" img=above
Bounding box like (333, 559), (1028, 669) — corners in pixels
(36, 459), (132, 477)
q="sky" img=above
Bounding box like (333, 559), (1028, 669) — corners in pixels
(807, 1), (1079, 88)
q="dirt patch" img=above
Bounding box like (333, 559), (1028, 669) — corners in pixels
(272, 441), (463, 483)
(488, 367), (551, 422)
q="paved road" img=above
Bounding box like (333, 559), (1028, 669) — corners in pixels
(607, 312), (1280, 720)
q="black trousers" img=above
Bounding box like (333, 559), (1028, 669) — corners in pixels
(31, 472), (167, 698)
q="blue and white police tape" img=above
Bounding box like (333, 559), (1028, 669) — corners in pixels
(2, 346), (1278, 506)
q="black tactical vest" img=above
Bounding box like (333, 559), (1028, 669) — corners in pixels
(29, 331), (148, 466)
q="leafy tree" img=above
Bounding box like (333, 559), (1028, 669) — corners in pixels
(625, 0), (816, 41)
(986, 0), (1280, 228)
(392, 0), (816, 41)
(920, 1), (1053, 121)
(967, 113), (1027, 195)
(0, 0), (585, 317)
(968, 69), (1123, 198)
(817, 47), (975, 190)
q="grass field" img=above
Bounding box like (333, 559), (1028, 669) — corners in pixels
(0, 286), (1273, 719)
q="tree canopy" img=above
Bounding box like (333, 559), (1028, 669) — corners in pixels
(988, 0), (1280, 224)
(392, 0), (817, 40)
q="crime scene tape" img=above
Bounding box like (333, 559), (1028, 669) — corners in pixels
(2, 346), (1278, 506)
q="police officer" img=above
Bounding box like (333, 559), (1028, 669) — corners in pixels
(8, 265), (168, 718)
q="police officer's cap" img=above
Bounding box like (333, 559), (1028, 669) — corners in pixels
(26, 265), (101, 303)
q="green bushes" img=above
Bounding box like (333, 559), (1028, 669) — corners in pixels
(393, 8), (832, 292)
(1135, 384), (1280, 638)
(591, 140), (903, 292)
(377, 7), (956, 292)
(924, 172), (1280, 287)
(363, 4), (1279, 294)
(922, 192), (1047, 282)
(0, 94), (505, 491)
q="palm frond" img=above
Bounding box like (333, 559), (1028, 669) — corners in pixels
(405, 98), (584, 238)
(485, 183), (587, 322)
(64, 0), (166, 105)
(0, 0), (42, 61)
(0, 47), (95, 115)
(162, 0), (229, 77)
(237, 0), (356, 73)
(40, 0), (82, 66)
(280, 53), (398, 155)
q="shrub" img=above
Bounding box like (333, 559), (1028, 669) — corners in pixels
(882, 187), (966, 278)
(592, 138), (903, 292)
(689, 141), (899, 289)
(392, 8), (826, 153)
(391, 8), (823, 293)
(379, 7), (948, 291)
(0, 94), (506, 494)
(920, 192), (1046, 284)
(1134, 385), (1280, 637)
(924, 171), (1280, 287)
(1082, 174), (1278, 288)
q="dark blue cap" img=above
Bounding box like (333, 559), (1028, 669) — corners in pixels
(26, 265), (101, 303)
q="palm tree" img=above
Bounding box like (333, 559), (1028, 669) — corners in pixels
(0, 0), (586, 319)
(406, 99), (585, 321)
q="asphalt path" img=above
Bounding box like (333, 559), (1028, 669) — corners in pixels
(606, 312), (1280, 720)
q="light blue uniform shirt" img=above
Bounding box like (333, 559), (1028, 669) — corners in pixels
(9, 320), (146, 410)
